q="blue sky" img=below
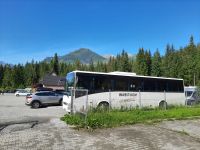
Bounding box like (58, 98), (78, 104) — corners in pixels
(0, 0), (200, 64)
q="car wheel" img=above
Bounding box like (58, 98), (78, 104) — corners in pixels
(32, 101), (40, 109)
(59, 99), (63, 106)
(16, 94), (19, 97)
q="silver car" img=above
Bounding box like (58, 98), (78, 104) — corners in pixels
(25, 91), (63, 108)
(15, 90), (31, 96)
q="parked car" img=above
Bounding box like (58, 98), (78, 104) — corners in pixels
(15, 90), (31, 97)
(25, 91), (63, 108)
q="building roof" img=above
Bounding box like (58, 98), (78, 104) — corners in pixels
(40, 73), (66, 86)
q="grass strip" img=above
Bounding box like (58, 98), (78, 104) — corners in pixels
(61, 105), (200, 129)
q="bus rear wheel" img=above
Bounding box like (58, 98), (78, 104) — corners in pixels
(159, 101), (167, 109)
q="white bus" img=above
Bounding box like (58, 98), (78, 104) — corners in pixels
(63, 70), (185, 113)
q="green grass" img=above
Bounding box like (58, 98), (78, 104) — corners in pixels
(61, 105), (200, 129)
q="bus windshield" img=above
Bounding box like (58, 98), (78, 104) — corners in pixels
(66, 72), (75, 89)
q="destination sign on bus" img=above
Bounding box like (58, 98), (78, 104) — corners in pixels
(119, 93), (137, 97)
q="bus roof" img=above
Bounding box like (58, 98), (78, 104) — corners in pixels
(70, 70), (184, 81)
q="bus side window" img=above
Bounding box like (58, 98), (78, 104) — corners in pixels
(114, 78), (128, 91)
(130, 84), (136, 90)
(111, 79), (115, 91)
(144, 78), (156, 92)
(94, 77), (103, 93)
(156, 79), (167, 92)
(137, 81), (144, 91)
(129, 78), (140, 91)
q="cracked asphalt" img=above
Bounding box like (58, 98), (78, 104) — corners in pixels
(1, 94), (200, 150)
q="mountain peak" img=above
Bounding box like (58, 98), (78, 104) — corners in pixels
(72, 48), (92, 54)
(44, 48), (106, 64)
(77, 48), (91, 51)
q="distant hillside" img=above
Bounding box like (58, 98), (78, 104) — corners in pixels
(0, 61), (6, 65)
(44, 48), (107, 64)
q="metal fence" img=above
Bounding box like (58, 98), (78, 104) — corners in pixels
(70, 89), (88, 115)
(70, 89), (171, 115)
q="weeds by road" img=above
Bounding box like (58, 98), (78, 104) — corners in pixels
(61, 105), (200, 129)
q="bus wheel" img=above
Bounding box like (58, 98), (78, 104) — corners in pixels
(159, 101), (167, 109)
(97, 102), (109, 111)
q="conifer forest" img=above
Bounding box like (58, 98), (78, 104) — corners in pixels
(0, 36), (200, 91)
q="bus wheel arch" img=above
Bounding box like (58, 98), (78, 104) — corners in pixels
(97, 101), (109, 110)
(159, 100), (167, 109)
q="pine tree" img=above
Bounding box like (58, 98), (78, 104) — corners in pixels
(189, 35), (195, 47)
(116, 54), (122, 71)
(145, 50), (152, 76)
(2, 65), (13, 88)
(121, 50), (131, 72)
(74, 60), (81, 70)
(34, 62), (40, 84)
(24, 60), (37, 87)
(0, 64), (4, 87)
(181, 36), (197, 85)
(39, 62), (50, 78)
(162, 44), (175, 77)
(53, 53), (59, 75)
(136, 48), (148, 75)
(107, 56), (114, 72)
(12, 64), (25, 88)
(89, 59), (95, 71)
(151, 50), (161, 77)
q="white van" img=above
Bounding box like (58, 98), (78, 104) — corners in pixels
(184, 86), (200, 105)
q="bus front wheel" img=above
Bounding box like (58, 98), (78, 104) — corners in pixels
(97, 102), (109, 111)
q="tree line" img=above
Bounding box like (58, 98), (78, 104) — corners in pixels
(0, 36), (200, 91)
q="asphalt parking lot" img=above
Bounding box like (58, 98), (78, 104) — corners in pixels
(0, 94), (65, 124)
(1, 94), (200, 150)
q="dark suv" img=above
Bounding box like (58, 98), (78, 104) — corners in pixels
(25, 91), (63, 108)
